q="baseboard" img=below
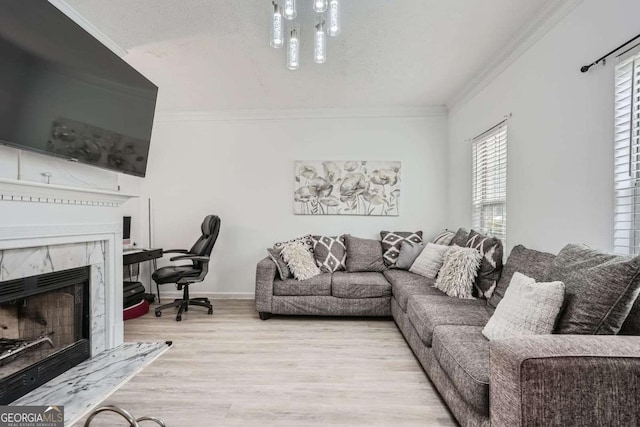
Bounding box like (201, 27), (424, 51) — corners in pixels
(156, 291), (254, 300)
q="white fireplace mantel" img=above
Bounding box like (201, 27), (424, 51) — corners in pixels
(0, 178), (137, 207)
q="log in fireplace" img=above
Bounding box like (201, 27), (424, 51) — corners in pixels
(0, 267), (90, 404)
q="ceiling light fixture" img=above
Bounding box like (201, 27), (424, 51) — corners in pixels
(270, 0), (342, 70)
(287, 27), (300, 70)
(270, 1), (284, 48)
(313, 0), (328, 13)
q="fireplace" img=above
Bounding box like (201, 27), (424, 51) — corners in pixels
(0, 267), (91, 404)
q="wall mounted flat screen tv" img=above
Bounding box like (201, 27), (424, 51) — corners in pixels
(0, 0), (158, 177)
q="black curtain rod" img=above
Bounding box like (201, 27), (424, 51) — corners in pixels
(581, 33), (640, 73)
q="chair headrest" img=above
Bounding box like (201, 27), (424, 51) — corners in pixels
(201, 215), (220, 237)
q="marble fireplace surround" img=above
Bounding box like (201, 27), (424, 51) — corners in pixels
(0, 222), (125, 355)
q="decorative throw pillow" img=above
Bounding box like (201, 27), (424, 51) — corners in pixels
(482, 272), (565, 341)
(344, 235), (387, 272)
(312, 235), (347, 273)
(545, 244), (640, 334)
(273, 235), (314, 254)
(395, 240), (426, 270)
(409, 243), (450, 279)
(432, 229), (455, 246)
(435, 247), (482, 299)
(267, 248), (291, 280)
(450, 228), (470, 247)
(380, 231), (423, 267)
(280, 243), (321, 281)
(465, 230), (504, 299)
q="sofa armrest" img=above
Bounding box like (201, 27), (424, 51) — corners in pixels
(490, 335), (640, 427)
(255, 256), (277, 313)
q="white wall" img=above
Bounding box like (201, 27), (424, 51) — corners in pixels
(448, 0), (640, 255)
(141, 114), (449, 295)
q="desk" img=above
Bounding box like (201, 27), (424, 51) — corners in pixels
(123, 248), (163, 301)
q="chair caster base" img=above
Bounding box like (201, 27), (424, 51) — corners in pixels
(155, 311), (162, 317)
(208, 308), (213, 315)
(259, 312), (272, 320)
(176, 315), (182, 321)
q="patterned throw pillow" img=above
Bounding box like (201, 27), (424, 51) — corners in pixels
(482, 272), (565, 341)
(273, 235), (315, 254)
(465, 230), (504, 299)
(435, 246), (482, 299)
(380, 231), (423, 267)
(312, 235), (347, 273)
(432, 229), (455, 246)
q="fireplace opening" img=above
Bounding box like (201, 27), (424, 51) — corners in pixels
(0, 267), (90, 404)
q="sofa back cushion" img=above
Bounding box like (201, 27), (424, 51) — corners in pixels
(344, 235), (387, 272)
(545, 244), (640, 335)
(620, 297), (640, 335)
(488, 245), (556, 309)
(450, 228), (470, 247)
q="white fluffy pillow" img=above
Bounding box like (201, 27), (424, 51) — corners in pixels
(435, 247), (482, 299)
(281, 243), (321, 280)
(409, 243), (450, 278)
(483, 272), (565, 341)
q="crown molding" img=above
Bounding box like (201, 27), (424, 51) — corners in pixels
(48, 0), (128, 57)
(154, 106), (448, 122)
(447, 0), (584, 114)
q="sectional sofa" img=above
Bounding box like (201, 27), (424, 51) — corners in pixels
(255, 239), (640, 426)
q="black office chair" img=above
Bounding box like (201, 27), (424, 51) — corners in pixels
(152, 215), (220, 321)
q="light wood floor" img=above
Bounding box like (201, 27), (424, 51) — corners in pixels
(74, 299), (457, 427)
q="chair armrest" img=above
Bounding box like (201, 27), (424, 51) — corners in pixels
(169, 255), (210, 262)
(255, 256), (277, 313)
(163, 249), (189, 254)
(490, 335), (640, 427)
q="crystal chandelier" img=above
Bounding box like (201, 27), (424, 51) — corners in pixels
(270, 0), (341, 70)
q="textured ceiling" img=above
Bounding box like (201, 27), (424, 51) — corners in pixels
(63, 0), (551, 111)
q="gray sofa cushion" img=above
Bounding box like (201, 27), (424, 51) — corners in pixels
(267, 248), (291, 280)
(407, 295), (493, 347)
(384, 270), (445, 311)
(488, 245), (556, 309)
(620, 296), (640, 335)
(432, 325), (489, 414)
(331, 272), (391, 299)
(545, 244), (640, 334)
(344, 235), (387, 272)
(273, 274), (332, 296)
(450, 228), (470, 247)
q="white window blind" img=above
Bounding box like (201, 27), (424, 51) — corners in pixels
(472, 122), (507, 243)
(614, 52), (640, 255)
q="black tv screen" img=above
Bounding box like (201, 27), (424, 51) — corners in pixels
(0, 0), (157, 177)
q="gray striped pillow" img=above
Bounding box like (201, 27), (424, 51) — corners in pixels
(432, 229), (455, 246)
(410, 243), (450, 278)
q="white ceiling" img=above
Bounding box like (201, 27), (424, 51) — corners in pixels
(63, 0), (552, 112)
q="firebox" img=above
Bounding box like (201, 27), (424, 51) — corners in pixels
(0, 267), (91, 404)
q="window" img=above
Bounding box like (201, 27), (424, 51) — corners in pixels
(472, 122), (507, 242)
(614, 52), (640, 255)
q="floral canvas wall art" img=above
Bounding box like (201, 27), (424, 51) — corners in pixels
(294, 161), (401, 216)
